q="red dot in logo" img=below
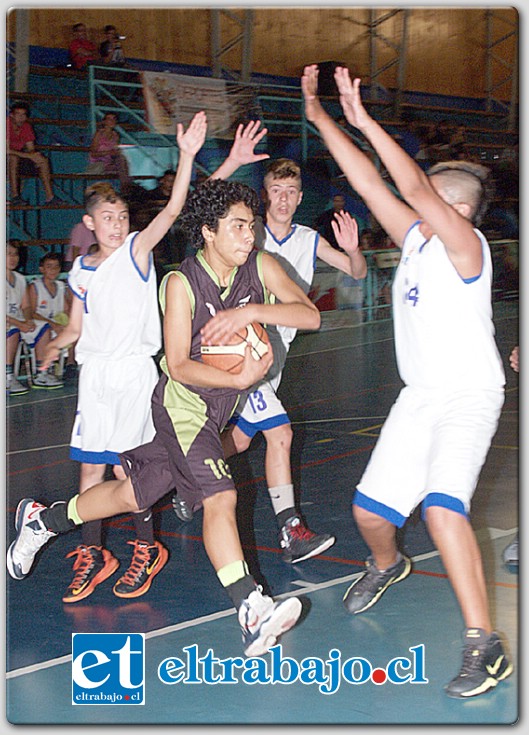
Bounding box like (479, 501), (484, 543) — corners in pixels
(372, 668), (387, 685)
(124, 695), (130, 700)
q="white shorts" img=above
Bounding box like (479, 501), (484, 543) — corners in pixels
(355, 385), (504, 526)
(230, 378), (290, 438)
(70, 354), (158, 465)
(6, 319), (53, 347)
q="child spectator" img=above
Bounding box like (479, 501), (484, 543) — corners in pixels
(6, 241), (31, 395)
(7, 102), (58, 206)
(68, 23), (97, 71)
(6, 241), (64, 392)
(29, 113), (207, 604)
(99, 25), (126, 66)
(28, 253), (75, 376)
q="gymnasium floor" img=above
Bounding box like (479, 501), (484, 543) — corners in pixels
(5, 300), (519, 726)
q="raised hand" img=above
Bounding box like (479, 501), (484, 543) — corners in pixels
(334, 68), (371, 131)
(331, 210), (359, 255)
(228, 120), (270, 166)
(301, 65), (325, 123)
(176, 110), (208, 156)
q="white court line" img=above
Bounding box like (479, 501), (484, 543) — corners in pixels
(7, 526), (517, 680)
(7, 443), (70, 457)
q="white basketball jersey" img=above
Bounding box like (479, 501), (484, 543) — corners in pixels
(31, 278), (66, 320)
(256, 220), (319, 352)
(392, 222), (505, 390)
(68, 232), (161, 364)
(6, 271), (27, 323)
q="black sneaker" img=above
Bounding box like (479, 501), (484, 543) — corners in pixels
(279, 516), (335, 564)
(343, 554), (411, 614)
(112, 540), (169, 598)
(171, 492), (194, 522)
(445, 629), (513, 698)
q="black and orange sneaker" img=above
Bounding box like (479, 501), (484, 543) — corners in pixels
(112, 540), (169, 599)
(62, 545), (119, 603)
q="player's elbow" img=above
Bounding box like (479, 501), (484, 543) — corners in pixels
(306, 303), (321, 331)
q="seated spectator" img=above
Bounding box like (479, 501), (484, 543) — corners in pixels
(28, 253), (76, 377)
(7, 102), (58, 206)
(6, 242), (63, 393)
(68, 23), (97, 71)
(99, 25), (126, 66)
(359, 228), (375, 251)
(86, 113), (129, 182)
(64, 221), (97, 271)
(314, 193), (350, 251)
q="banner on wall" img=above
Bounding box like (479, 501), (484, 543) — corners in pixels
(141, 71), (236, 137)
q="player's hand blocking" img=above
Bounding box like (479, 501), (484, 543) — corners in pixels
(332, 210), (359, 255)
(176, 111), (208, 156)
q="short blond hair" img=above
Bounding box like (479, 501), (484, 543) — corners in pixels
(263, 158), (302, 188)
(84, 182), (126, 215)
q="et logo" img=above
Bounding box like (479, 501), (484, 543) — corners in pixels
(72, 633), (145, 705)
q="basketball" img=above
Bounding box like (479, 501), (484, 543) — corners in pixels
(201, 321), (271, 374)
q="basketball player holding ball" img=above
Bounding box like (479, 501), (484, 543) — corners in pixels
(8, 176), (321, 657)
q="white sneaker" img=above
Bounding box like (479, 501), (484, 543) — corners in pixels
(239, 587), (302, 657)
(503, 535), (518, 565)
(32, 371), (63, 389)
(7, 499), (56, 579)
(6, 374), (29, 395)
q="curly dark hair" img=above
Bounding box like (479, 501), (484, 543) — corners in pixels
(178, 179), (259, 249)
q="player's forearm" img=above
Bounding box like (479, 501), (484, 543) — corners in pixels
(313, 113), (385, 199)
(208, 155), (240, 181)
(252, 302), (321, 332)
(355, 116), (428, 202)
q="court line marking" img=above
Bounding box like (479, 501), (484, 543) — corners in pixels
(6, 525), (517, 680)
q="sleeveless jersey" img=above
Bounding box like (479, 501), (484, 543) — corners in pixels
(6, 271), (27, 323)
(253, 220), (319, 378)
(159, 248), (268, 400)
(31, 278), (66, 320)
(68, 232), (161, 364)
(392, 222), (505, 390)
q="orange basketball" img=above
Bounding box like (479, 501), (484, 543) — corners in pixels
(200, 321), (271, 374)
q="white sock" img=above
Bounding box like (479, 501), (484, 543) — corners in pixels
(268, 483), (295, 516)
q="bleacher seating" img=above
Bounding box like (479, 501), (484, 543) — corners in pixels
(7, 56), (518, 293)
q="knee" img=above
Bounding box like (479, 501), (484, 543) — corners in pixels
(203, 489), (237, 518)
(265, 423), (293, 453)
(353, 503), (383, 532)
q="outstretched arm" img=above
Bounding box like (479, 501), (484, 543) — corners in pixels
(333, 67), (482, 277)
(133, 111), (207, 270)
(209, 120), (270, 180)
(302, 65), (415, 249)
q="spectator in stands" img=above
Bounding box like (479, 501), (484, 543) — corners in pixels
(7, 102), (58, 206)
(99, 25), (126, 66)
(314, 194), (350, 251)
(64, 221), (97, 271)
(86, 113), (129, 182)
(68, 23), (97, 71)
(359, 228), (375, 251)
(28, 253), (76, 377)
(6, 241), (63, 393)
(449, 124), (468, 159)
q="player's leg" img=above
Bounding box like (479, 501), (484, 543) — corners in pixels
(30, 325), (63, 389)
(424, 388), (511, 698)
(6, 330), (28, 395)
(202, 487), (302, 657)
(62, 461), (119, 603)
(7, 475), (140, 581)
(111, 460), (169, 599)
